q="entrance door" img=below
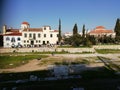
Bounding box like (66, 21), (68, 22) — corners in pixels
(43, 41), (45, 45)
(31, 40), (34, 45)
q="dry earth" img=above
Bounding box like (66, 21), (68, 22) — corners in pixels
(0, 54), (120, 73)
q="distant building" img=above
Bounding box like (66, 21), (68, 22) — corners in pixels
(64, 32), (82, 38)
(2, 21), (59, 48)
(64, 32), (73, 38)
(88, 26), (115, 38)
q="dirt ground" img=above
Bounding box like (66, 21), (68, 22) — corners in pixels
(0, 54), (120, 73)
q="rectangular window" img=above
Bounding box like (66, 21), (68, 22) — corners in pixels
(44, 34), (46, 37)
(33, 33), (36, 39)
(24, 33), (27, 38)
(38, 34), (41, 38)
(6, 37), (10, 41)
(29, 33), (32, 37)
(50, 34), (53, 38)
(57, 34), (59, 37)
(17, 37), (20, 41)
(47, 41), (49, 44)
(24, 40), (26, 43)
(44, 27), (46, 30)
(11, 37), (15, 42)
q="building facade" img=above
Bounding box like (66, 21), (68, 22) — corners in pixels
(2, 22), (59, 48)
(88, 26), (115, 38)
(3, 33), (22, 47)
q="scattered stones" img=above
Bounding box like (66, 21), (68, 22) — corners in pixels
(29, 75), (38, 81)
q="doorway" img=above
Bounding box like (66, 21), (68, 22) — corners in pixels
(43, 41), (45, 45)
(31, 40), (34, 45)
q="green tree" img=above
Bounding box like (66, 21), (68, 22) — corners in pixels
(82, 24), (85, 38)
(88, 35), (97, 45)
(72, 34), (82, 47)
(58, 19), (62, 43)
(114, 18), (120, 42)
(64, 36), (73, 45)
(81, 24), (86, 45)
(73, 23), (78, 35)
(83, 37), (92, 47)
(64, 34), (82, 47)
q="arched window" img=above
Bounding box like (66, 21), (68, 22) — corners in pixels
(6, 37), (10, 41)
(11, 37), (15, 42)
(17, 37), (21, 41)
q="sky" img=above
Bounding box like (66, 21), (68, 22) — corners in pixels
(0, 0), (120, 33)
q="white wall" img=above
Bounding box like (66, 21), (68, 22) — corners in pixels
(4, 36), (22, 47)
(22, 26), (58, 47)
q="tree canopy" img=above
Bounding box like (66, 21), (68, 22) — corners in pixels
(114, 18), (120, 42)
(73, 23), (78, 35)
(58, 19), (62, 43)
(114, 18), (120, 36)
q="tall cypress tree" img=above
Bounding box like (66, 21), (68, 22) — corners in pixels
(82, 24), (85, 38)
(82, 24), (86, 45)
(114, 18), (120, 42)
(58, 19), (62, 43)
(114, 18), (120, 37)
(73, 23), (78, 35)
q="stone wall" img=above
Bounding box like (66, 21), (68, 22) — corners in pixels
(93, 45), (120, 49)
(0, 45), (120, 53)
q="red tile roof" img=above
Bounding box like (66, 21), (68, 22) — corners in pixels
(54, 30), (59, 32)
(96, 26), (105, 29)
(22, 21), (29, 25)
(4, 32), (22, 36)
(89, 26), (114, 34)
(6, 29), (19, 32)
(23, 28), (43, 32)
(89, 30), (113, 34)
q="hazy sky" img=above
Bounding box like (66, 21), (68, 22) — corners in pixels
(1, 0), (120, 32)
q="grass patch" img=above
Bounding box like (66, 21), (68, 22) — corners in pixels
(39, 56), (112, 67)
(58, 45), (92, 48)
(0, 50), (94, 55)
(70, 51), (94, 54)
(96, 49), (120, 54)
(39, 57), (101, 66)
(0, 55), (48, 69)
(0, 51), (69, 55)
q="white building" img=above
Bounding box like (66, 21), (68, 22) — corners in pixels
(64, 32), (82, 38)
(2, 21), (59, 47)
(3, 32), (22, 48)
